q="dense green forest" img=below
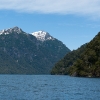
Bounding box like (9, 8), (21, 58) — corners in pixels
(51, 32), (100, 77)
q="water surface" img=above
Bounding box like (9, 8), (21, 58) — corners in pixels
(0, 75), (100, 100)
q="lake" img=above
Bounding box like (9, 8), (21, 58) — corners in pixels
(0, 75), (100, 100)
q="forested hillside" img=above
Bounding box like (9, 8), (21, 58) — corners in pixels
(51, 32), (100, 77)
(69, 32), (100, 77)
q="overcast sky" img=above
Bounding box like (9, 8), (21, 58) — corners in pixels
(0, 0), (100, 50)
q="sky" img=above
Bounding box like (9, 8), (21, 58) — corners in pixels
(0, 0), (100, 50)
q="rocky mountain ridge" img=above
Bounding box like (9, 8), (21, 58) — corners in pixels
(31, 31), (54, 41)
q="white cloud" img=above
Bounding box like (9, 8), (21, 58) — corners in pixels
(0, 0), (100, 18)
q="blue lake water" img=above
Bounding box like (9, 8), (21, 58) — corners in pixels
(0, 75), (100, 100)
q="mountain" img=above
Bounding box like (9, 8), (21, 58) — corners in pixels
(51, 43), (87, 75)
(31, 31), (54, 41)
(69, 32), (100, 77)
(51, 32), (100, 77)
(0, 27), (71, 74)
(0, 27), (23, 35)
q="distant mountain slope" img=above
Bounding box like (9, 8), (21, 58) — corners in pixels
(51, 43), (87, 75)
(0, 27), (70, 74)
(51, 32), (100, 77)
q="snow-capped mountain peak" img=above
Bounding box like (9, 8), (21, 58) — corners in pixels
(0, 27), (55, 41)
(31, 31), (54, 41)
(0, 26), (23, 35)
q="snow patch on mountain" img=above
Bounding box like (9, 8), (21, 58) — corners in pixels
(31, 31), (54, 41)
(0, 27), (23, 35)
(0, 27), (55, 42)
